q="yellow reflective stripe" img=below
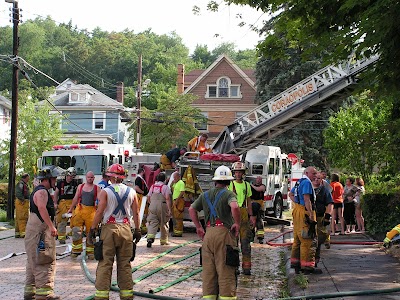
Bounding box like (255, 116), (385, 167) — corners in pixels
(24, 285), (35, 293)
(95, 290), (109, 298)
(120, 289), (134, 297)
(384, 237), (391, 243)
(72, 244), (82, 250)
(256, 230), (264, 234)
(203, 295), (217, 299)
(147, 233), (156, 239)
(86, 246), (94, 252)
(36, 287), (52, 296)
(394, 226), (400, 233)
(160, 238), (168, 243)
(174, 230), (183, 234)
(219, 296), (237, 300)
(58, 235), (66, 240)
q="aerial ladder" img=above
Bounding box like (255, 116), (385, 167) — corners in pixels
(211, 55), (379, 155)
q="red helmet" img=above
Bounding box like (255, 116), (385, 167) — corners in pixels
(105, 164), (126, 179)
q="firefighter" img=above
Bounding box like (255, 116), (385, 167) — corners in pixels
(90, 163), (141, 300)
(146, 172), (172, 247)
(54, 167), (78, 244)
(187, 133), (212, 153)
(24, 165), (64, 300)
(189, 165), (240, 300)
(15, 173), (30, 238)
(67, 171), (101, 259)
(383, 224), (400, 247)
(134, 168), (149, 234)
(228, 161), (256, 275)
(250, 176), (266, 244)
(171, 171), (186, 237)
(290, 166), (322, 274)
(160, 147), (187, 170)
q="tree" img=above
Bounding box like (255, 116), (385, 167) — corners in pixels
(0, 88), (66, 178)
(132, 91), (205, 153)
(323, 92), (392, 180)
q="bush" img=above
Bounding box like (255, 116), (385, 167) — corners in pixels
(0, 209), (6, 222)
(0, 183), (7, 211)
(363, 193), (400, 236)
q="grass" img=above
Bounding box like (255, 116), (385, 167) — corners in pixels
(294, 273), (309, 289)
(278, 250), (290, 298)
(0, 209), (7, 222)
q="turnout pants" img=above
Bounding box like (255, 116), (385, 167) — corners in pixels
(316, 215), (329, 261)
(95, 223), (134, 300)
(70, 204), (96, 256)
(173, 196), (185, 236)
(56, 199), (73, 242)
(24, 213), (56, 300)
(147, 194), (169, 245)
(290, 203), (317, 271)
(15, 198), (29, 238)
(252, 200), (265, 241)
(160, 155), (172, 170)
(202, 226), (238, 299)
(239, 207), (252, 272)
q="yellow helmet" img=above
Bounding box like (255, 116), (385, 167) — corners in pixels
(212, 166), (234, 181)
(231, 161), (246, 172)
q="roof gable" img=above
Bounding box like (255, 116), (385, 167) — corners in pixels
(184, 54), (256, 94)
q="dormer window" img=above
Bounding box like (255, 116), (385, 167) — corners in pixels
(206, 77), (242, 99)
(69, 92), (89, 103)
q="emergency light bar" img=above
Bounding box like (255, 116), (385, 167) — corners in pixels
(52, 144), (100, 150)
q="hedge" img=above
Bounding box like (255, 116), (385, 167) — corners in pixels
(363, 193), (400, 238)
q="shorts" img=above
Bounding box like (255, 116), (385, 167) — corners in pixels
(333, 202), (344, 209)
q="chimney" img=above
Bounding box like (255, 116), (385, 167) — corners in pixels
(116, 81), (124, 104)
(177, 64), (185, 94)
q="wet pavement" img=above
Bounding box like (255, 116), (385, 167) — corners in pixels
(0, 222), (288, 300)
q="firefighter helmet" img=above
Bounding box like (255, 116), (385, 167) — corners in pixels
(66, 167), (77, 177)
(106, 163), (126, 179)
(212, 166), (234, 181)
(231, 161), (246, 172)
(37, 165), (65, 180)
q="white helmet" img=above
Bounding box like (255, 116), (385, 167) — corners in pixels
(212, 166), (234, 181)
(66, 167), (77, 177)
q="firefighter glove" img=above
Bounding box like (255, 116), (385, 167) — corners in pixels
(89, 228), (97, 240)
(132, 228), (142, 243)
(323, 213), (331, 226)
(383, 237), (391, 248)
(308, 221), (317, 239)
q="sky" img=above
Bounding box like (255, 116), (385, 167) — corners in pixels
(0, 0), (266, 54)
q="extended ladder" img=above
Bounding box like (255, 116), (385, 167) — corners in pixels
(211, 55), (379, 155)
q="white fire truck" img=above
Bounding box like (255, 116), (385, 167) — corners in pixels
(37, 144), (136, 184)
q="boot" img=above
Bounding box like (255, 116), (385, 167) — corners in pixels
(243, 269), (251, 275)
(87, 253), (95, 260)
(23, 294), (35, 300)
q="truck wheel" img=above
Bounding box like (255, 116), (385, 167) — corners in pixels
(273, 195), (283, 219)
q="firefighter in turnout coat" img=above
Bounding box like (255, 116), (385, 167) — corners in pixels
(24, 165), (64, 300)
(90, 164), (141, 300)
(228, 162), (256, 276)
(67, 171), (101, 259)
(15, 173), (30, 238)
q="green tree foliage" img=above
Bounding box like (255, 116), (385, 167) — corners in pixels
(323, 92), (392, 180)
(0, 88), (65, 177)
(135, 91), (204, 153)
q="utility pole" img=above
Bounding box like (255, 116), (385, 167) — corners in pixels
(6, 0), (20, 220)
(136, 54), (142, 150)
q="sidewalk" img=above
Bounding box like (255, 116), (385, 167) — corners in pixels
(285, 232), (400, 299)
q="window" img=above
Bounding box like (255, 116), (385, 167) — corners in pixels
(195, 112), (208, 131)
(69, 92), (88, 103)
(252, 164), (263, 175)
(93, 112), (106, 130)
(268, 158), (275, 174)
(206, 77), (241, 99)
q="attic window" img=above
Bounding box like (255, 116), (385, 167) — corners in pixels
(206, 77), (242, 99)
(69, 92), (89, 103)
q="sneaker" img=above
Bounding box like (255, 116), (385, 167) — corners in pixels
(147, 241), (152, 248)
(243, 269), (251, 275)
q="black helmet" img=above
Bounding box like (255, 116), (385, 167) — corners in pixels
(37, 165), (65, 180)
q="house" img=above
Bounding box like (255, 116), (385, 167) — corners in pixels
(48, 79), (131, 144)
(0, 95), (11, 141)
(178, 54), (258, 143)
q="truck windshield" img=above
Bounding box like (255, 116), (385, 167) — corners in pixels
(42, 155), (107, 175)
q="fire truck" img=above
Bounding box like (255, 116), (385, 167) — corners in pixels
(37, 144), (136, 184)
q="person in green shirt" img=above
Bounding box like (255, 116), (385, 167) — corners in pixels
(171, 172), (186, 237)
(228, 161), (256, 276)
